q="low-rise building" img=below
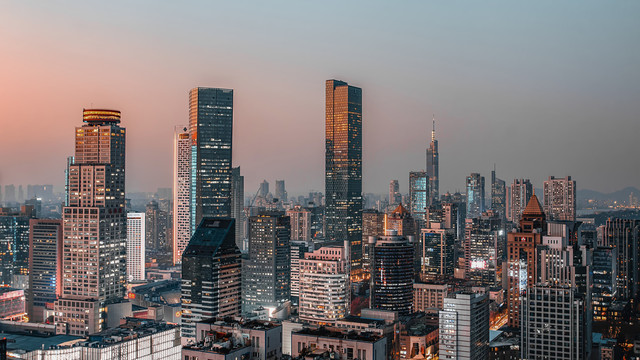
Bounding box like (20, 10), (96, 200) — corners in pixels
(182, 329), (251, 360)
(196, 318), (282, 360)
(291, 327), (387, 360)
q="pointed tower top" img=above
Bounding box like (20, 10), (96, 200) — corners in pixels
(522, 194), (544, 216)
(431, 114), (436, 142)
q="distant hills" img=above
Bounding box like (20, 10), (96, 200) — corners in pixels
(578, 186), (640, 203)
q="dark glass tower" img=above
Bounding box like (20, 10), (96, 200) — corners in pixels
(325, 79), (363, 278)
(409, 171), (429, 227)
(466, 173), (485, 219)
(491, 168), (506, 220)
(426, 117), (439, 205)
(189, 87), (234, 232)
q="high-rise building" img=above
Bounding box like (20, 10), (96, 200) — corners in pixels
(506, 194), (545, 328)
(369, 230), (414, 316)
(17, 185), (24, 203)
(299, 246), (349, 325)
(385, 204), (417, 238)
(491, 169), (506, 219)
(181, 218), (241, 342)
(602, 219), (640, 300)
(54, 109), (127, 336)
(275, 180), (287, 203)
(592, 246), (616, 321)
(409, 171), (429, 227)
(126, 212), (146, 282)
(28, 219), (63, 323)
(64, 156), (74, 206)
(290, 240), (313, 305)
(466, 173), (485, 219)
(439, 292), (489, 360)
(0, 209), (31, 285)
(146, 200), (168, 251)
(231, 166), (245, 250)
(426, 117), (439, 205)
(189, 87), (234, 232)
(173, 126), (191, 265)
(258, 180), (270, 198)
(4, 185), (16, 204)
(389, 180), (401, 207)
(325, 79), (363, 279)
(362, 209), (385, 274)
(287, 206), (312, 242)
(509, 179), (533, 224)
(419, 227), (456, 281)
(543, 176), (576, 221)
(521, 286), (590, 360)
(464, 212), (505, 286)
(242, 212), (291, 313)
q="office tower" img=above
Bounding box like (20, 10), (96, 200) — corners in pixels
(413, 282), (449, 312)
(287, 205), (312, 241)
(173, 126), (191, 265)
(231, 167), (245, 250)
(145, 200), (168, 251)
(464, 212), (505, 286)
(426, 117), (439, 205)
(369, 230), (414, 316)
(54, 109), (127, 336)
(242, 212), (291, 313)
(465, 173), (485, 219)
(258, 180), (270, 198)
(602, 219), (640, 300)
(299, 246), (349, 324)
(543, 176), (576, 221)
(385, 204), (417, 238)
(126, 212), (146, 282)
(439, 292), (489, 360)
(181, 218), (241, 342)
(509, 179), (533, 224)
(409, 171), (428, 227)
(362, 209), (385, 274)
(28, 219), (63, 323)
(275, 180), (287, 203)
(491, 168), (506, 219)
(26, 185), (53, 201)
(325, 79), (363, 279)
(0, 209), (31, 285)
(17, 185), (23, 203)
(592, 246), (616, 321)
(521, 286), (589, 360)
(290, 240), (313, 305)
(419, 227), (456, 281)
(189, 87), (234, 232)
(389, 180), (401, 207)
(506, 194), (545, 328)
(64, 156), (74, 206)
(4, 185), (16, 204)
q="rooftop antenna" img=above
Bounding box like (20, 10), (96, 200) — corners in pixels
(431, 114), (435, 142)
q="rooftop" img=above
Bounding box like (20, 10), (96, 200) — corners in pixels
(0, 332), (82, 352)
(85, 319), (177, 347)
(294, 327), (384, 343)
(200, 317), (282, 330)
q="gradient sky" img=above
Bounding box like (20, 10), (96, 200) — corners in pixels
(1, 1), (639, 196)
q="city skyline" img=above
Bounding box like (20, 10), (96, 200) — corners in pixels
(1, 2), (640, 197)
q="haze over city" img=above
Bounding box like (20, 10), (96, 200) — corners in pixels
(1, 1), (639, 195)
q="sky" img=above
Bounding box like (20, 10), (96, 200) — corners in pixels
(1, 1), (639, 196)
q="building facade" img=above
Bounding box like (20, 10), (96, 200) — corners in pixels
(409, 171), (429, 227)
(28, 219), (63, 322)
(543, 176), (576, 221)
(54, 109), (127, 336)
(509, 179), (533, 224)
(127, 212), (146, 281)
(439, 292), (490, 360)
(173, 126), (191, 264)
(491, 169), (506, 220)
(426, 118), (439, 205)
(189, 87), (234, 232)
(466, 173), (485, 219)
(325, 79), (363, 279)
(231, 166), (245, 250)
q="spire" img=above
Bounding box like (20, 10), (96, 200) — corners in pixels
(431, 114), (436, 142)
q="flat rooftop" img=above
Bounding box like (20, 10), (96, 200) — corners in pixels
(294, 327), (383, 342)
(0, 332), (82, 352)
(200, 317), (281, 330)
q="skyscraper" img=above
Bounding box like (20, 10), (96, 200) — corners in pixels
(28, 219), (62, 323)
(0, 209), (30, 285)
(145, 200), (168, 251)
(242, 212), (291, 314)
(287, 206), (312, 241)
(369, 230), (414, 316)
(362, 209), (385, 274)
(388, 180), (401, 207)
(258, 180), (270, 198)
(426, 117), (439, 205)
(439, 292), (489, 360)
(173, 126), (191, 265)
(543, 176), (576, 221)
(419, 227), (456, 281)
(491, 168), (506, 219)
(509, 179), (533, 224)
(181, 218), (241, 342)
(409, 171), (429, 227)
(464, 212), (505, 286)
(466, 173), (485, 219)
(325, 79), (363, 279)
(506, 194), (545, 328)
(231, 166), (245, 250)
(54, 109), (127, 336)
(189, 87), (234, 232)
(275, 179), (287, 203)
(602, 219), (640, 300)
(126, 212), (146, 282)
(299, 246), (349, 325)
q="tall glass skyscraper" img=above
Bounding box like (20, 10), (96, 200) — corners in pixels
(466, 173), (485, 219)
(189, 87), (234, 232)
(426, 117), (439, 205)
(325, 79), (363, 278)
(409, 171), (429, 227)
